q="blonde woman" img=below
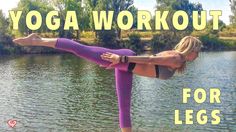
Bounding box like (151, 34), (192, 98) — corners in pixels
(13, 34), (202, 132)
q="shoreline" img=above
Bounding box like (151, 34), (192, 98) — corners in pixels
(1, 35), (236, 55)
(1, 50), (236, 57)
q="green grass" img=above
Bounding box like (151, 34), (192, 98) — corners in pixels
(219, 37), (236, 40)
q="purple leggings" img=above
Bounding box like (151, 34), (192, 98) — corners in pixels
(55, 38), (136, 128)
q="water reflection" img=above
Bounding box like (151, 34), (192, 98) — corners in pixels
(0, 52), (235, 132)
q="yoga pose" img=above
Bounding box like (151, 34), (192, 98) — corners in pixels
(13, 34), (202, 132)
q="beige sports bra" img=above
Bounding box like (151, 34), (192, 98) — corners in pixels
(153, 53), (185, 80)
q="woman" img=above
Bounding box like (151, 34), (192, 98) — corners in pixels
(13, 34), (202, 132)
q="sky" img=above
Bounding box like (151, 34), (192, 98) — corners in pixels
(134, 0), (232, 25)
(0, 0), (232, 25)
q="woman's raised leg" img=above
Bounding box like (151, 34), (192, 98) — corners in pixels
(13, 34), (137, 72)
(55, 38), (136, 71)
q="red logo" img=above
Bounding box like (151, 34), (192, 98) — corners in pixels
(7, 119), (17, 128)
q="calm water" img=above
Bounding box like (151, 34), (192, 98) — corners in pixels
(0, 51), (235, 132)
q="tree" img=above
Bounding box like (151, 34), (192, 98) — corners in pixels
(0, 10), (15, 54)
(0, 10), (9, 35)
(229, 0), (236, 25)
(128, 5), (138, 29)
(9, 0), (54, 35)
(111, 0), (134, 39)
(84, 0), (100, 38)
(205, 19), (226, 37)
(155, 0), (203, 33)
(65, 0), (82, 39)
(52, 0), (90, 39)
(86, 0), (134, 39)
(152, 0), (203, 51)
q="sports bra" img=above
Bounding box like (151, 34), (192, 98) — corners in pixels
(127, 62), (176, 80)
(153, 54), (176, 80)
(127, 53), (184, 80)
(155, 65), (176, 80)
(154, 53), (186, 80)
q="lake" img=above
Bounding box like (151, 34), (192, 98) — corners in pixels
(0, 51), (235, 132)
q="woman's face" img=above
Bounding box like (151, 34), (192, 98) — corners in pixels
(186, 51), (199, 61)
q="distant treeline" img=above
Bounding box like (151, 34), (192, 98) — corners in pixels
(0, 0), (236, 55)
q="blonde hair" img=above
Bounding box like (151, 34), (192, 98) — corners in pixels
(173, 36), (203, 73)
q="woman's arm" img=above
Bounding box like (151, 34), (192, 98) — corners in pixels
(127, 55), (181, 66)
(101, 52), (182, 68)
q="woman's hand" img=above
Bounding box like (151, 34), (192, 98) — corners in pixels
(100, 52), (121, 68)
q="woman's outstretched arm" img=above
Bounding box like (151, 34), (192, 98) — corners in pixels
(101, 52), (183, 68)
(127, 55), (182, 66)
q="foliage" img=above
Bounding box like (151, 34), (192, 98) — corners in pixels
(127, 5), (138, 29)
(122, 31), (159, 38)
(9, 0), (90, 39)
(9, 0), (54, 35)
(52, 0), (84, 38)
(0, 10), (15, 54)
(219, 24), (236, 37)
(156, 0), (203, 32)
(199, 35), (226, 50)
(151, 31), (186, 52)
(153, 0), (203, 52)
(96, 29), (117, 48)
(151, 34), (166, 52)
(205, 19), (226, 37)
(1, 0), (236, 54)
(230, 0), (236, 24)
(85, 0), (100, 31)
(0, 10), (9, 35)
(222, 39), (236, 50)
(92, 0), (134, 39)
(125, 32), (142, 53)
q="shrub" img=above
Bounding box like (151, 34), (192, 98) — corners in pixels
(97, 30), (118, 48)
(222, 40), (236, 49)
(125, 32), (142, 53)
(199, 35), (226, 50)
(151, 31), (186, 52)
(219, 25), (236, 37)
(0, 44), (10, 54)
(151, 34), (166, 52)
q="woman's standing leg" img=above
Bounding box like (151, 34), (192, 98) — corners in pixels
(115, 69), (133, 132)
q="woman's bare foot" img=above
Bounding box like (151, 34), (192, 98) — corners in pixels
(13, 33), (42, 46)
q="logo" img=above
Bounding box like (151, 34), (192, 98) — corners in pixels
(7, 119), (17, 128)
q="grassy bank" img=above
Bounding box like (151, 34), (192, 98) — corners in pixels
(0, 31), (236, 55)
(79, 31), (236, 51)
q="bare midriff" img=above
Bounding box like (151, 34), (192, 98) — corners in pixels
(131, 50), (184, 78)
(132, 63), (157, 78)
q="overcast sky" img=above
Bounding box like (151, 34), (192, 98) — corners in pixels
(0, 0), (232, 25)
